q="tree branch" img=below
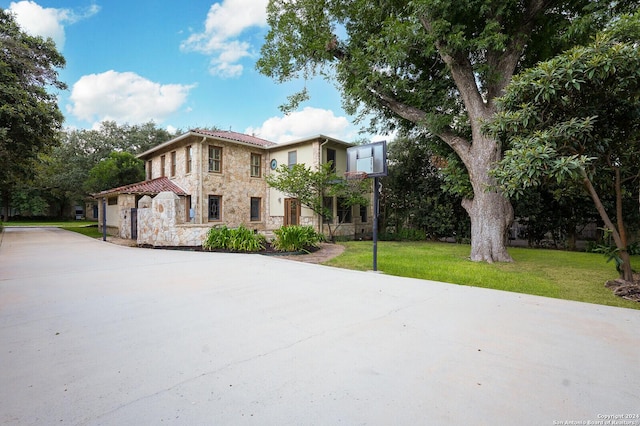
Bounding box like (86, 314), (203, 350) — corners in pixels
(372, 88), (472, 164)
(437, 129), (473, 165)
(419, 16), (487, 119)
(374, 92), (425, 123)
(485, 0), (552, 103)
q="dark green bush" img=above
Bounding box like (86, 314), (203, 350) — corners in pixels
(273, 225), (323, 252)
(379, 228), (427, 241)
(203, 225), (265, 252)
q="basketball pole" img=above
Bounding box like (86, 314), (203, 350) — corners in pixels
(373, 176), (379, 271)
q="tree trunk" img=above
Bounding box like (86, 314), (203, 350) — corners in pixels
(458, 129), (514, 263)
(463, 189), (514, 263)
(618, 250), (634, 283)
(581, 168), (634, 282)
(2, 191), (9, 221)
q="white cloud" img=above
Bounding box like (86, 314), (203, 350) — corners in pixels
(181, 0), (268, 78)
(67, 71), (195, 126)
(246, 107), (353, 144)
(8, 1), (99, 49)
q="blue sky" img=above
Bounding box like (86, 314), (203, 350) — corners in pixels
(3, 0), (385, 143)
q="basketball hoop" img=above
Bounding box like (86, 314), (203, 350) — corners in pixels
(346, 140), (387, 272)
(344, 170), (368, 181)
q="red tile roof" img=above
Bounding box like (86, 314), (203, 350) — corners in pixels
(192, 129), (277, 147)
(93, 177), (188, 198)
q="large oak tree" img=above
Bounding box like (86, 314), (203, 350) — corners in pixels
(257, 0), (635, 262)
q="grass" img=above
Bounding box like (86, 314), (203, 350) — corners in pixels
(324, 241), (640, 310)
(2, 219), (98, 228)
(1, 220), (103, 238)
(60, 224), (103, 238)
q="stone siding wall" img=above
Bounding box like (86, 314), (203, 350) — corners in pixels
(137, 192), (211, 247)
(118, 194), (136, 239)
(145, 135), (268, 229)
(200, 140), (267, 229)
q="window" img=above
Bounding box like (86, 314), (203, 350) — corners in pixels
(250, 197), (261, 221)
(250, 153), (261, 177)
(146, 160), (152, 180)
(288, 151), (297, 169)
(186, 195), (192, 221)
(360, 204), (368, 223)
(323, 197), (333, 224)
(208, 195), (221, 221)
(161, 155), (166, 177)
(326, 148), (336, 172)
(337, 198), (352, 223)
(170, 151), (176, 177)
(107, 197), (117, 206)
(208, 146), (222, 173)
(186, 146), (192, 174)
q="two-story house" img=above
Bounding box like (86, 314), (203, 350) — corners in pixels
(94, 129), (372, 246)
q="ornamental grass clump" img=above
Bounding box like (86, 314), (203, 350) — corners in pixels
(203, 225), (265, 252)
(273, 225), (323, 253)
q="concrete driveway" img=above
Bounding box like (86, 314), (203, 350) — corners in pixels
(1, 227), (638, 425)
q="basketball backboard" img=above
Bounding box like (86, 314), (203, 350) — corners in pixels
(346, 141), (387, 177)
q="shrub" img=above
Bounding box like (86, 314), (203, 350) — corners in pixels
(273, 225), (323, 252)
(203, 225), (265, 252)
(203, 225), (232, 250)
(380, 228), (427, 241)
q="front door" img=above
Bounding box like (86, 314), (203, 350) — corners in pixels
(130, 208), (138, 239)
(284, 198), (300, 226)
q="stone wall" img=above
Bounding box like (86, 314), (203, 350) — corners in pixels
(137, 192), (211, 247)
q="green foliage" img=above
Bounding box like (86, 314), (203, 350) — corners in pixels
(203, 225), (232, 250)
(202, 225), (266, 252)
(6, 183), (49, 217)
(488, 13), (640, 278)
(272, 225), (323, 252)
(85, 151), (145, 193)
(0, 9), (66, 213)
(511, 186), (600, 249)
(379, 228), (427, 242)
(56, 122), (175, 197)
(587, 229), (640, 274)
(381, 134), (470, 240)
(258, 0), (627, 133)
(2, 120), (178, 220)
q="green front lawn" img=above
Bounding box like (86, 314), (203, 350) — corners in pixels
(2, 220), (98, 228)
(324, 241), (640, 310)
(1, 220), (103, 238)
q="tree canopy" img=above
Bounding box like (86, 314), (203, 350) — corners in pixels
(0, 9), (66, 216)
(257, 0), (637, 263)
(488, 12), (640, 280)
(1, 121), (177, 219)
(85, 151), (145, 194)
(381, 134), (469, 240)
